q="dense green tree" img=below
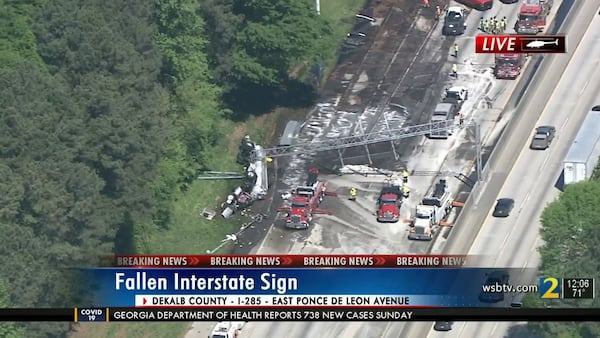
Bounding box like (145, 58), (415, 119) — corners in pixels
(0, 63), (93, 337)
(0, 0), (43, 69)
(199, 0), (242, 92)
(200, 0), (331, 112)
(231, 0), (330, 86)
(0, 1), (344, 337)
(34, 0), (171, 231)
(0, 278), (24, 338)
(156, 0), (224, 167)
(528, 180), (600, 337)
(152, 0), (227, 228)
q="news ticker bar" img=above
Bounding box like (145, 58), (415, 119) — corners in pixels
(1, 308), (600, 322)
(134, 295), (417, 307)
(474, 35), (566, 54)
(110, 254), (470, 268)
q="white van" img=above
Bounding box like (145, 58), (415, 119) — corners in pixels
(429, 103), (456, 139)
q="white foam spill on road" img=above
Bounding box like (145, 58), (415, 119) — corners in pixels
(455, 57), (496, 121)
(280, 92), (412, 190)
(280, 57), (496, 196)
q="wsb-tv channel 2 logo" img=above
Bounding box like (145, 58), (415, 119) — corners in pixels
(539, 277), (562, 299)
(539, 277), (595, 299)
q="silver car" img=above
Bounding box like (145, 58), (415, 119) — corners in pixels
(530, 125), (556, 150)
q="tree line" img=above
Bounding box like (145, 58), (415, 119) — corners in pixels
(0, 0), (331, 337)
(526, 177), (600, 337)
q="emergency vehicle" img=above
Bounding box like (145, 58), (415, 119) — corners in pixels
(456, 0), (493, 11)
(278, 167), (336, 229)
(515, 0), (552, 34)
(285, 190), (314, 229)
(377, 183), (402, 223)
(494, 54), (526, 80)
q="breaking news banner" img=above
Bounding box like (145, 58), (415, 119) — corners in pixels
(474, 35), (566, 54)
(81, 268), (543, 307)
(108, 254), (473, 268)
(1, 308), (600, 322)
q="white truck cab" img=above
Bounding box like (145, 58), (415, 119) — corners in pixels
(209, 322), (245, 338)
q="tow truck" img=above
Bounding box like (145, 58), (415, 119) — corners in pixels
(442, 86), (468, 111)
(408, 179), (452, 241)
(515, 0), (552, 34)
(278, 167), (337, 229)
(377, 181), (403, 223)
(494, 54), (526, 80)
(209, 322), (245, 338)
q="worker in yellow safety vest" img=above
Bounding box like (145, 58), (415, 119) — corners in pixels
(402, 185), (410, 198)
(401, 169), (409, 183)
(349, 187), (357, 201)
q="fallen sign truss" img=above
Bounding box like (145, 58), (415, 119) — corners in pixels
(264, 120), (477, 157)
(264, 119), (483, 182)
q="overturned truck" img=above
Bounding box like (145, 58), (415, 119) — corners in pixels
(221, 136), (269, 218)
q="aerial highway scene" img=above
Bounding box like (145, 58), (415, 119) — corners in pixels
(1, 0), (599, 338)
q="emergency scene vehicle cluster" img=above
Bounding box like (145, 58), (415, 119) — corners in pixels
(189, 0), (600, 337)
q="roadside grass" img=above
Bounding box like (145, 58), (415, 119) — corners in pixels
(136, 114), (276, 256)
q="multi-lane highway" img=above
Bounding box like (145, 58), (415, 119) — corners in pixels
(413, 1), (600, 337)
(431, 3), (600, 337)
(237, 2), (538, 338)
(185, 0), (597, 337)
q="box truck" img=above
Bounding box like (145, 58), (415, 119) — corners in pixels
(562, 107), (600, 185)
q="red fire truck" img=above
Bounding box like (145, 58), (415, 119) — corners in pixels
(456, 0), (493, 11)
(278, 168), (337, 229)
(494, 54), (526, 80)
(515, 0), (552, 34)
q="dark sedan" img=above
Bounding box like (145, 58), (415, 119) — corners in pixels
(434, 321), (453, 331)
(442, 8), (466, 36)
(530, 125), (556, 150)
(493, 198), (514, 217)
(479, 270), (510, 303)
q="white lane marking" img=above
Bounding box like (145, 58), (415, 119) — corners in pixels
(456, 322), (467, 338)
(562, 116), (569, 128)
(523, 192), (531, 205)
(490, 322), (499, 336)
(580, 80), (589, 94)
(540, 152), (550, 171)
(498, 231), (511, 257)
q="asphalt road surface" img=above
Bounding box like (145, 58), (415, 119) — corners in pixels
(234, 2), (533, 338)
(406, 2), (600, 337)
(184, 0), (591, 337)
(432, 5), (600, 338)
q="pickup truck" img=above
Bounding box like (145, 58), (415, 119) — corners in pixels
(442, 86), (468, 110)
(209, 321), (245, 338)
